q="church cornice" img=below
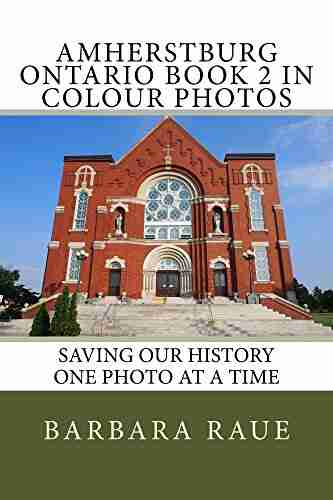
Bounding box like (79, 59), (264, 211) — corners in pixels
(224, 153), (275, 161)
(64, 154), (115, 162)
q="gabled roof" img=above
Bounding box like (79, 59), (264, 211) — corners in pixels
(116, 116), (224, 166)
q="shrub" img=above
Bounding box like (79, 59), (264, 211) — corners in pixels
(50, 288), (81, 336)
(29, 304), (50, 336)
(63, 292), (81, 336)
(50, 287), (70, 336)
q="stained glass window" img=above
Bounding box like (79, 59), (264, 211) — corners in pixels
(68, 250), (81, 281)
(159, 258), (179, 270)
(249, 188), (264, 231)
(254, 246), (270, 282)
(144, 178), (192, 240)
(214, 261), (226, 270)
(74, 191), (89, 230)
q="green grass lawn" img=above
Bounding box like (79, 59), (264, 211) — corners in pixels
(312, 313), (333, 329)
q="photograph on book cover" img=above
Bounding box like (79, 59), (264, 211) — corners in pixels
(0, 115), (331, 340)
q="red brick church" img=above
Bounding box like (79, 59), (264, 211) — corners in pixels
(42, 117), (295, 303)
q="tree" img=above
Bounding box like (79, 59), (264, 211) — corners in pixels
(312, 286), (323, 311)
(0, 265), (20, 299)
(0, 264), (39, 319)
(50, 287), (70, 336)
(63, 293), (81, 336)
(29, 304), (50, 336)
(321, 290), (333, 312)
(49, 287), (81, 336)
(293, 278), (312, 307)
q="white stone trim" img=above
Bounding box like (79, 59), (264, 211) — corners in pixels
(55, 206), (64, 214)
(105, 256), (126, 269)
(209, 257), (230, 269)
(97, 205), (108, 214)
(74, 165), (96, 187)
(74, 187), (93, 197)
(278, 240), (290, 248)
(93, 241), (106, 250)
(207, 202), (227, 212)
(273, 204), (284, 211)
(242, 163), (264, 184)
(207, 232), (229, 239)
(252, 241), (269, 247)
(68, 242), (85, 249)
(245, 186), (264, 196)
(192, 196), (205, 204)
(106, 197), (146, 205)
(230, 204), (240, 212)
(142, 245), (192, 297)
(204, 196), (229, 203)
(110, 202), (129, 213)
(137, 172), (199, 199)
(231, 240), (243, 248)
(48, 241), (60, 249)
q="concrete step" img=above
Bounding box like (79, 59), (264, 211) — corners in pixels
(1, 302), (332, 338)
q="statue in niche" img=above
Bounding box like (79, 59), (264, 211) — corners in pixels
(115, 212), (124, 235)
(213, 210), (223, 234)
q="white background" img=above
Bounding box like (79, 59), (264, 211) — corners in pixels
(1, 1), (332, 110)
(0, 342), (332, 391)
(1, 2), (332, 390)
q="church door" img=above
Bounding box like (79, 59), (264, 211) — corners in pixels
(109, 269), (121, 296)
(156, 271), (180, 297)
(214, 264), (227, 297)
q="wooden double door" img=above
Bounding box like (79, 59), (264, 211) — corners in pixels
(156, 271), (180, 297)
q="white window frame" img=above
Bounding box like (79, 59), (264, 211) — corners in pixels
(65, 248), (81, 282)
(72, 189), (90, 231)
(242, 163), (263, 185)
(253, 244), (271, 282)
(75, 165), (96, 187)
(246, 186), (265, 232)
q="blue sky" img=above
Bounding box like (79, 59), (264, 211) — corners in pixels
(0, 115), (332, 292)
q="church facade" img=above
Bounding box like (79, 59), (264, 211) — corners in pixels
(42, 117), (294, 302)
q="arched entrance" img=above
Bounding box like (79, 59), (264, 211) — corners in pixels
(156, 258), (180, 297)
(142, 245), (192, 298)
(213, 261), (228, 296)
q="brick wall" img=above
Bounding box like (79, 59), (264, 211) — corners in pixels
(42, 117), (294, 302)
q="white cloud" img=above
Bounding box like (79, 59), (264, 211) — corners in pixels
(282, 161), (333, 190)
(273, 117), (333, 151)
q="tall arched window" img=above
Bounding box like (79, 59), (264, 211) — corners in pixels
(144, 178), (193, 240)
(248, 188), (265, 231)
(67, 249), (81, 281)
(242, 164), (263, 185)
(254, 246), (271, 282)
(75, 165), (96, 187)
(73, 191), (89, 230)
